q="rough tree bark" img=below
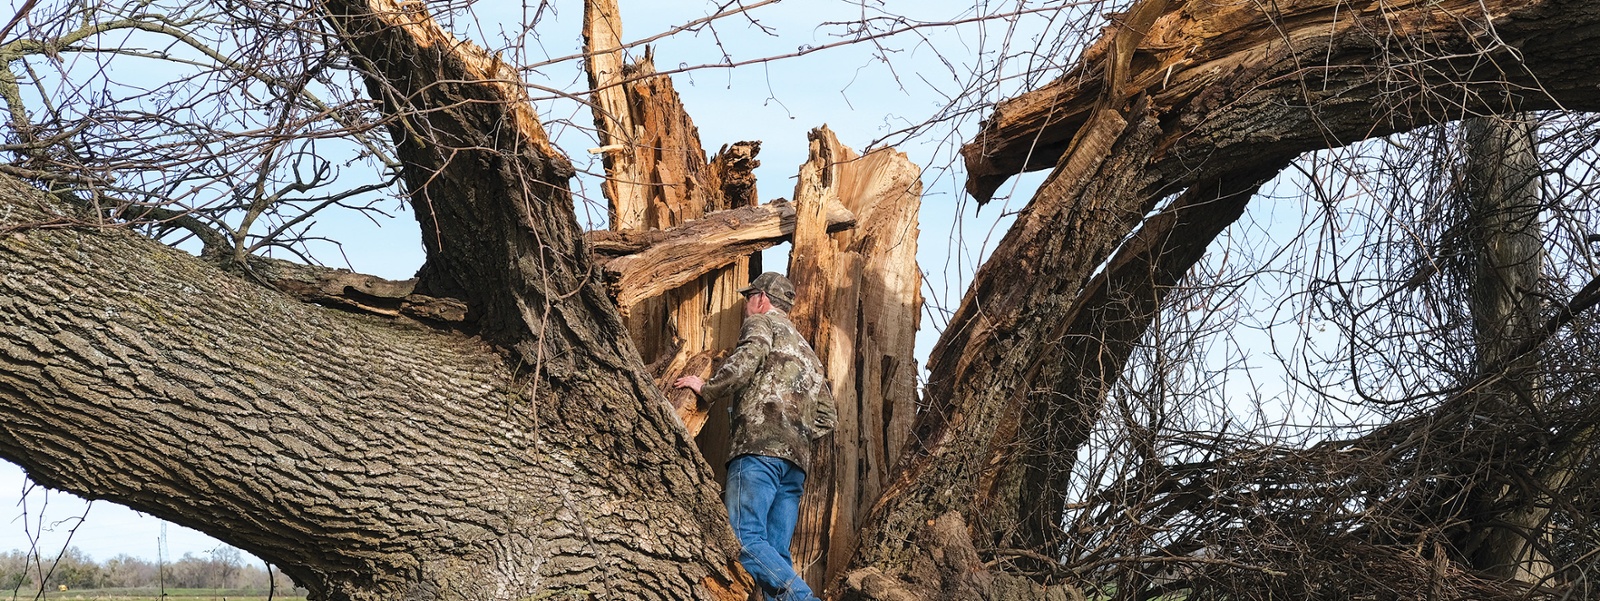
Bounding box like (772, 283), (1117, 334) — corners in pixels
(3, 0), (753, 598)
(0, 177), (743, 600)
(843, 0), (1600, 597)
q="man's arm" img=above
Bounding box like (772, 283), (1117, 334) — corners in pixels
(699, 315), (774, 402)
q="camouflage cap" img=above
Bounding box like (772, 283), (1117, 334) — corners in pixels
(740, 271), (796, 310)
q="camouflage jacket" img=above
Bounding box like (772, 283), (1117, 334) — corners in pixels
(701, 310), (837, 470)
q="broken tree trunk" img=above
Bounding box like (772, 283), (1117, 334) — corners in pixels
(583, 0), (646, 228)
(844, 0), (1600, 597)
(785, 126), (923, 593)
(583, 0), (758, 475)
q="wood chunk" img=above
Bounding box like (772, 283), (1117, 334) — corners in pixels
(590, 200), (856, 312)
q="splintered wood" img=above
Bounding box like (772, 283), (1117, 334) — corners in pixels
(582, 0), (756, 450)
(787, 126), (923, 589)
(583, 1), (923, 589)
(590, 200), (855, 310)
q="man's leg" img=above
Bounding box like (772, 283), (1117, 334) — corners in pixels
(726, 455), (815, 600)
(764, 459), (812, 600)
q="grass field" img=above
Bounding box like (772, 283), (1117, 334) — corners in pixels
(10, 587), (307, 600)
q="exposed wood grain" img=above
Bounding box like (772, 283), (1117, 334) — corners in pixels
(788, 129), (849, 589)
(591, 200), (855, 316)
(785, 126), (924, 592)
(581, 0), (760, 478)
(584, 0), (646, 228)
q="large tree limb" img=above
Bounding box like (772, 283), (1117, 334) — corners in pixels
(962, 0), (1600, 203)
(248, 199), (853, 326)
(0, 177), (745, 600)
(849, 0), (1600, 595)
(323, 0), (628, 370)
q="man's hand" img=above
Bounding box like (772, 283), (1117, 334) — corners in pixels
(674, 375), (705, 394)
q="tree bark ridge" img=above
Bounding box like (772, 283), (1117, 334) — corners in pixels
(0, 176), (747, 600)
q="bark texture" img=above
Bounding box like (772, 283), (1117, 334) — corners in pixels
(0, 178), (743, 600)
(245, 256), (466, 324)
(324, 1), (757, 593)
(848, 0), (1600, 596)
(784, 128), (924, 591)
(4, 0), (755, 596)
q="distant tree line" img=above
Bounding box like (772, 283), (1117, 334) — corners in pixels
(0, 546), (299, 592)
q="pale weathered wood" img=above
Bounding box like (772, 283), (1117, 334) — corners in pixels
(787, 127), (849, 590)
(785, 126), (924, 592)
(657, 347), (719, 434)
(590, 200), (855, 317)
(583, 0), (646, 229)
(824, 145), (923, 585)
(581, 0), (764, 486)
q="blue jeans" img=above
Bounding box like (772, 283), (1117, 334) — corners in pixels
(725, 454), (816, 601)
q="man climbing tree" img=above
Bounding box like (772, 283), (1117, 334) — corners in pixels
(676, 272), (836, 601)
(5, 0), (1600, 599)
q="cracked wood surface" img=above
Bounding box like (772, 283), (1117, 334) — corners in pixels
(582, 0), (761, 459)
(785, 127), (924, 592)
(591, 200), (856, 313)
